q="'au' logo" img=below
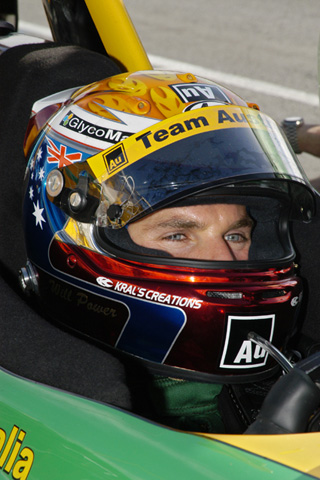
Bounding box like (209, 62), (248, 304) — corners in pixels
(220, 314), (275, 369)
(103, 144), (128, 175)
(171, 83), (230, 104)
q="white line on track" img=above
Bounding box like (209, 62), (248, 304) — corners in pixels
(149, 54), (319, 108)
(19, 21), (319, 108)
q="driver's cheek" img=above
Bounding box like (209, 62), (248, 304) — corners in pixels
(229, 242), (251, 261)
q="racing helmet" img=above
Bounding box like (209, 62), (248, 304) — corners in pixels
(21, 71), (315, 383)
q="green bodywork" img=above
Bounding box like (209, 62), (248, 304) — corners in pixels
(0, 368), (311, 480)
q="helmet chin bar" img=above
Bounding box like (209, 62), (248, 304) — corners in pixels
(134, 333), (294, 384)
(122, 349), (281, 384)
(151, 333), (301, 383)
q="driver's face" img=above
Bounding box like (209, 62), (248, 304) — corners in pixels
(128, 204), (253, 261)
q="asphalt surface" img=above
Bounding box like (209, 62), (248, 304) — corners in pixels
(18, 0), (320, 182)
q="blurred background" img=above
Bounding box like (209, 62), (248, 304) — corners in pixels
(18, 0), (320, 184)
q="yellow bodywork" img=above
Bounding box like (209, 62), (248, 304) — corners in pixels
(203, 432), (320, 478)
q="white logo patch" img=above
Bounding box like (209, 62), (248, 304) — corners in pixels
(220, 314), (275, 369)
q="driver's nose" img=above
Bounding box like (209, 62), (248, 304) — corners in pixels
(197, 239), (236, 261)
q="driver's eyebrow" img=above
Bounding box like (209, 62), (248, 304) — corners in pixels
(156, 218), (205, 230)
(153, 215), (254, 231)
(227, 216), (254, 230)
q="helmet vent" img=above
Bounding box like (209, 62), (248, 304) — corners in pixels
(260, 289), (287, 299)
(206, 291), (243, 299)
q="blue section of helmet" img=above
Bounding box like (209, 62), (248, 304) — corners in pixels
(115, 299), (186, 363)
(69, 275), (187, 364)
(39, 261), (187, 364)
(23, 134), (92, 269)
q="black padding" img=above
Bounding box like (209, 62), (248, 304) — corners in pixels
(103, 227), (172, 257)
(0, 276), (132, 408)
(0, 43), (134, 409)
(292, 191), (320, 347)
(0, 42), (120, 277)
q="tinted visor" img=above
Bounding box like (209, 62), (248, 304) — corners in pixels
(65, 105), (315, 227)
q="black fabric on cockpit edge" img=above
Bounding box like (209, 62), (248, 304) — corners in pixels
(0, 42), (140, 411)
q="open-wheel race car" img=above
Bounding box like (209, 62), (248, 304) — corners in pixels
(1, 1), (320, 479)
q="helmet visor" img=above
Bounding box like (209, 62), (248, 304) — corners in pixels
(64, 105), (315, 227)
